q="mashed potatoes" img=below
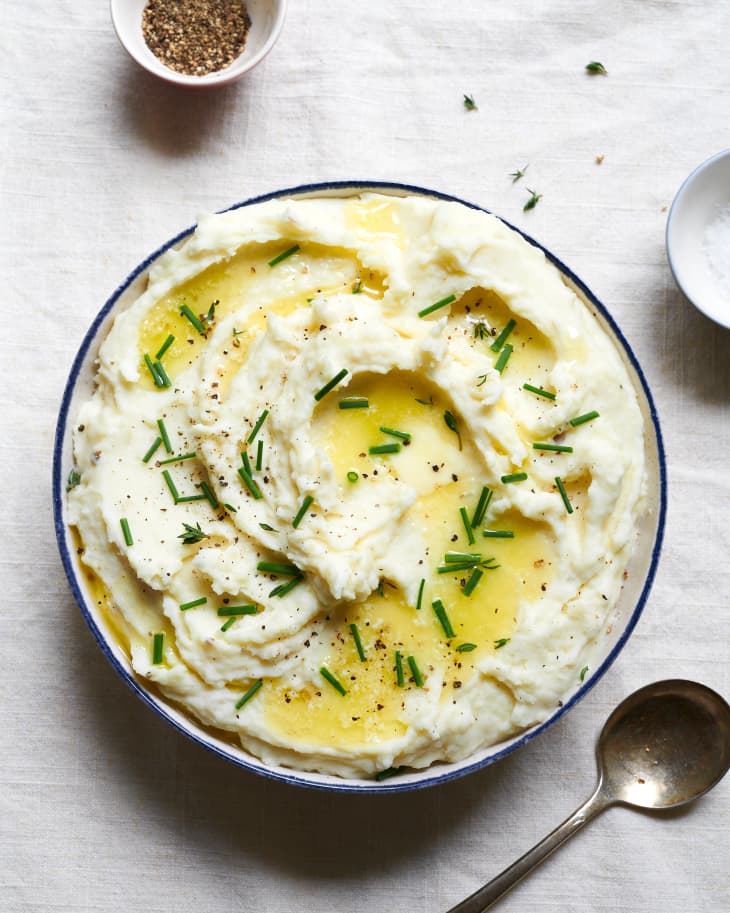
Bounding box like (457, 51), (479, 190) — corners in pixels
(67, 193), (646, 778)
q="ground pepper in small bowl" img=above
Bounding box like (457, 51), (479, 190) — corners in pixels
(142, 0), (251, 76)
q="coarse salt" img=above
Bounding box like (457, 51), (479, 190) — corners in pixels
(703, 205), (730, 303)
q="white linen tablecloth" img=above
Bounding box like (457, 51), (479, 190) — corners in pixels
(2, 1), (729, 911)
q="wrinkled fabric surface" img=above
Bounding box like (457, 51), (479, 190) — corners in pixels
(2, 1), (729, 911)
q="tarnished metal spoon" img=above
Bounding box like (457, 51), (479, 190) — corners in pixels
(448, 679), (730, 913)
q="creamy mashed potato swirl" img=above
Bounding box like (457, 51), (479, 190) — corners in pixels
(68, 194), (646, 778)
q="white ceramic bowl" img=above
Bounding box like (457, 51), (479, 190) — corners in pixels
(666, 149), (730, 329)
(110, 0), (287, 87)
(54, 182), (667, 793)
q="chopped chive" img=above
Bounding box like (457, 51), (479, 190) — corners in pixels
(523, 383), (556, 400)
(247, 409), (269, 444)
(438, 553), (500, 573)
(235, 679), (263, 710)
(256, 561), (301, 576)
(533, 442), (574, 453)
(501, 472), (527, 484)
(161, 469), (180, 502)
(217, 605), (258, 616)
(490, 319), (516, 352)
(67, 468), (81, 491)
(175, 494), (207, 503)
(120, 517), (133, 547)
(199, 480), (219, 509)
(179, 597), (207, 611)
(224, 503), (237, 512)
(346, 470), (359, 483)
(350, 623), (366, 662)
(142, 436), (162, 463)
(415, 395), (433, 406)
(238, 467), (262, 499)
(555, 476), (574, 514)
(374, 766), (405, 781)
(292, 494), (314, 528)
(155, 334), (175, 360)
(445, 551), (482, 563)
(580, 665), (589, 682)
(456, 642), (477, 653)
(395, 650), (405, 687)
(416, 578), (425, 611)
(483, 529), (515, 539)
(180, 304), (206, 334)
(144, 353), (164, 387)
(418, 293), (456, 318)
(241, 450), (252, 476)
(379, 426), (411, 442)
(352, 278), (362, 294)
(463, 567), (484, 596)
(255, 440), (263, 472)
(432, 599), (455, 639)
(569, 410), (600, 427)
(494, 637), (511, 649)
(471, 485), (493, 528)
(320, 666), (347, 696)
(157, 419), (172, 453)
(339, 397), (369, 410)
(314, 368), (349, 401)
(268, 244), (300, 267)
(152, 632), (164, 664)
(494, 343), (514, 374)
(369, 443), (401, 455)
(220, 617), (237, 632)
(459, 507), (476, 545)
(158, 451), (198, 465)
(270, 576), (304, 598)
(154, 361), (171, 387)
(407, 655), (424, 687)
(259, 522), (275, 531)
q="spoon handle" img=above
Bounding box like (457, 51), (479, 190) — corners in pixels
(446, 784), (610, 912)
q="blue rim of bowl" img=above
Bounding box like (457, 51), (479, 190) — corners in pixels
(665, 148), (730, 329)
(53, 180), (667, 794)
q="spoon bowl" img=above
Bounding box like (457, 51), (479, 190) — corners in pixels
(449, 679), (730, 913)
(598, 679), (730, 810)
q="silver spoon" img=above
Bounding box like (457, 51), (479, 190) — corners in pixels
(448, 679), (730, 913)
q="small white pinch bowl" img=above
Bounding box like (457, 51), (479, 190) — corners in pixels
(110, 0), (287, 87)
(666, 149), (730, 330)
(54, 182), (667, 793)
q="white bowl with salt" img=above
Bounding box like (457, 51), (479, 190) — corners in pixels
(666, 149), (730, 329)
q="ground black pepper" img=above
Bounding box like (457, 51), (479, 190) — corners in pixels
(142, 0), (251, 76)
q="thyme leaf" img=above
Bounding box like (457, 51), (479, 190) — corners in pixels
(444, 409), (462, 450)
(523, 188), (542, 212)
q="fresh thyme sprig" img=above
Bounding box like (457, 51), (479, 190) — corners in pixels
(463, 94), (477, 111)
(510, 164), (528, 183)
(178, 522), (208, 545)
